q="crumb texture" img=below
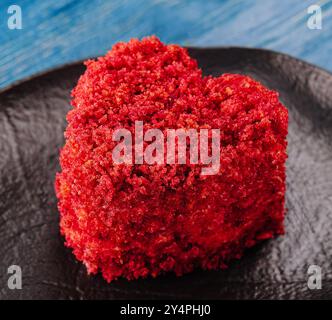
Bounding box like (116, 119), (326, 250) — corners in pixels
(55, 36), (288, 282)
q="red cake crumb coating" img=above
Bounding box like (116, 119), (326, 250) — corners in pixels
(55, 36), (288, 282)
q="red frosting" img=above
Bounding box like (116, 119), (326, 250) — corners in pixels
(55, 36), (288, 282)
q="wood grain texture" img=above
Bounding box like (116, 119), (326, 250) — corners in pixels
(0, 0), (332, 88)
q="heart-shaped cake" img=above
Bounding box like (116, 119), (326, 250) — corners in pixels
(55, 36), (288, 282)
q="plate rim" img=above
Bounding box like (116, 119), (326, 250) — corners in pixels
(1, 46), (332, 95)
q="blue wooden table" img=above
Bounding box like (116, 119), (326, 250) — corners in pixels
(0, 0), (331, 89)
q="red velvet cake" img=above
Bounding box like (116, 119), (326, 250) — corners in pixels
(55, 36), (288, 282)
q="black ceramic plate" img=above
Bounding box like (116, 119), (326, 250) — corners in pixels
(0, 48), (331, 300)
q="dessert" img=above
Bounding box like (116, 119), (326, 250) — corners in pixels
(55, 36), (288, 282)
